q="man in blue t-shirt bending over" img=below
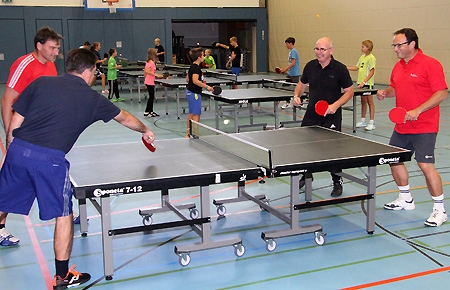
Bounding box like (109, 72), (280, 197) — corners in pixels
(0, 48), (155, 290)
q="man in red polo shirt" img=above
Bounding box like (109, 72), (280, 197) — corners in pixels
(1, 26), (62, 245)
(377, 28), (448, 226)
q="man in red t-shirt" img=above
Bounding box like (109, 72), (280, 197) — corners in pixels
(377, 28), (448, 227)
(0, 26), (62, 245)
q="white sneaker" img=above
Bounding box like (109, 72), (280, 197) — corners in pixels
(0, 228), (20, 246)
(101, 90), (109, 94)
(365, 123), (376, 131)
(424, 209), (447, 227)
(281, 102), (292, 109)
(356, 122), (367, 128)
(384, 197), (415, 210)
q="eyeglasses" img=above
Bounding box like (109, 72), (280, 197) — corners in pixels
(313, 47), (332, 52)
(391, 41), (410, 48)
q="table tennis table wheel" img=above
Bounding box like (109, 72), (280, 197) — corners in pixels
(233, 243), (245, 257)
(189, 208), (199, 219)
(178, 252), (191, 266)
(142, 215), (153, 226)
(216, 205), (227, 216)
(314, 231), (326, 246)
(265, 239), (277, 252)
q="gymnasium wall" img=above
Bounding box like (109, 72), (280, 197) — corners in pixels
(267, 0), (450, 86)
(0, 4), (267, 83)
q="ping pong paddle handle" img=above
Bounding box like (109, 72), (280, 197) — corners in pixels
(141, 136), (156, 152)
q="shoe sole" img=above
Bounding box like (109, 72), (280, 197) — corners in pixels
(424, 218), (447, 227)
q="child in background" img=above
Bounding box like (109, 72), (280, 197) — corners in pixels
(107, 48), (124, 102)
(347, 40), (376, 130)
(144, 48), (163, 117)
(203, 49), (216, 69)
(186, 47), (214, 137)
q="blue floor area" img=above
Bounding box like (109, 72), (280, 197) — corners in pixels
(1, 82), (450, 290)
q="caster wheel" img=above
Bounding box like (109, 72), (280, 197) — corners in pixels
(81, 233), (87, 237)
(105, 275), (113, 281)
(265, 239), (276, 252)
(234, 244), (245, 257)
(314, 231), (326, 246)
(190, 208), (199, 219)
(178, 253), (191, 266)
(217, 205), (226, 216)
(142, 215), (153, 226)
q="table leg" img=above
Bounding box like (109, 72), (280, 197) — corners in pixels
(100, 196), (114, 280)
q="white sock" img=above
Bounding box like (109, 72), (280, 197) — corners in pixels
(361, 118), (366, 123)
(432, 194), (445, 211)
(369, 120), (374, 124)
(398, 185), (412, 201)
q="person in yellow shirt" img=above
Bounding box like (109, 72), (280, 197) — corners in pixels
(347, 40), (376, 131)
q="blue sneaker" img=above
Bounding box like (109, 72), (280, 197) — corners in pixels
(0, 228), (20, 246)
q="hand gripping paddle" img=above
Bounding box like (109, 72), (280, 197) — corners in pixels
(315, 100), (329, 116)
(389, 107), (407, 124)
(275, 67), (282, 74)
(212, 86), (222, 95)
(141, 136), (156, 152)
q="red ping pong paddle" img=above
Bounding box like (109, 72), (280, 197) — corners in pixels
(315, 100), (329, 116)
(212, 86), (222, 95)
(389, 107), (407, 124)
(141, 136), (156, 152)
(275, 67), (282, 74)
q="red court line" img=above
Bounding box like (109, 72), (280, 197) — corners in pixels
(341, 266), (450, 289)
(24, 215), (53, 290)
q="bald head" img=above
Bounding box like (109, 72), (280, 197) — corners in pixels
(314, 37), (334, 66)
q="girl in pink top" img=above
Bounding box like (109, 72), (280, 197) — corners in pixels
(144, 48), (163, 117)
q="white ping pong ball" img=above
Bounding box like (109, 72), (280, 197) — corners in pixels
(224, 119), (230, 125)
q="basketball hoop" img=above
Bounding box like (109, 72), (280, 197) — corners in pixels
(105, 0), (119, 13)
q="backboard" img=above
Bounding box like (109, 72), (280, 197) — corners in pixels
(84, 0), (136, 12)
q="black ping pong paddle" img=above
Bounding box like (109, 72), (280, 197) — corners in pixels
(275, 67), (282, 74)
(212, 86), (222, 95)
(315, 100), (329, 116)
(104, 53), (109, 59)
(212, 41), (217, 47)
(162, 72), (170, 78)
(389, 107), (407, 124)
(141, 136), (156, 152)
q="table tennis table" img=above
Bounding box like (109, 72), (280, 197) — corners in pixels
(68, 122), (410, 280)
(204, 86), (293, 132)
(155, 77), (233, 119)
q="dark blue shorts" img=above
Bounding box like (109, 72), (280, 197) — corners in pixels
(389, 131), (436, 163)
(0, 138), (73, 220)
(231, 67), (240, 76)
(186, 89), (202, 115)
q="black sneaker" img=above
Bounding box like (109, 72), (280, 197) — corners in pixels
(331, 179), (343, 197)
(299, 175), (313, 190)
(150, 112), (160, 117)
(53, 265), (91, 290)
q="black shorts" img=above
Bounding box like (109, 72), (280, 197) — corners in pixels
(389, 131), (436, 163)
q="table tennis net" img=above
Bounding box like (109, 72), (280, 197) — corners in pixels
(190, 121), (272, 169)
(261, 79), (297, 92)
(204, 71), (237, 83)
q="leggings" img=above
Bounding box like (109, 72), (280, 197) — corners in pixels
(108, 79), (120, 99)
(145, 84), (155, 112)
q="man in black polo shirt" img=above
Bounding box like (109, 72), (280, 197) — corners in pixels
(292, 37), (354, 197)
